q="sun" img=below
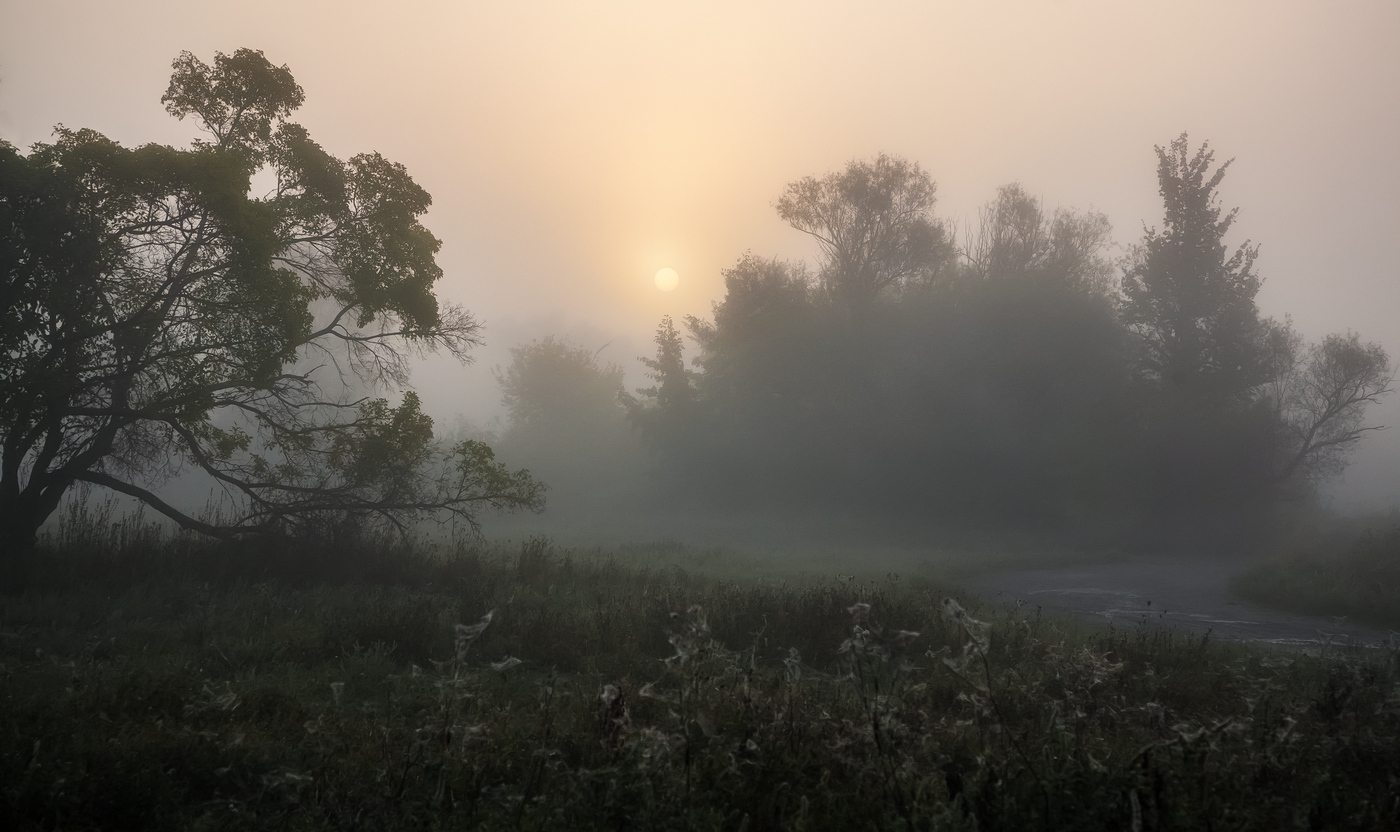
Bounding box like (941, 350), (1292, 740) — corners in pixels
(654, 267), (679, 292)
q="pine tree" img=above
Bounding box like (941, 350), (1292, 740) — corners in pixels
(628, 316), (696, 442)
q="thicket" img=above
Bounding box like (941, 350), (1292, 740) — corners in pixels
(3, 526), (1399, 830)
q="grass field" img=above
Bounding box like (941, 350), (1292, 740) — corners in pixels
(3, 523), (1399, 830)
(1234, 525), (1400, 631)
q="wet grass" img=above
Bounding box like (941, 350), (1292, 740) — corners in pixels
(2, 526), (1399, 830)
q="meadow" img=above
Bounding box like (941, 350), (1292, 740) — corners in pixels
(2, 515), (1399, 830)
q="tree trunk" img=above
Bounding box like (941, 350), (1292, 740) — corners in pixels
(0, 499), (43, 555)
(0, 496), (48, 591)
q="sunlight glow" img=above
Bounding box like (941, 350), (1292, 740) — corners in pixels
(654, 267), (679, 292)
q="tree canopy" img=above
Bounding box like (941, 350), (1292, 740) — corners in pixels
(0, 49), (542, 552)
(776, 154), (957, 308)
(498, 337), (627, 436)
(965, 183), (1115, 294)
(1120, 134), (1279, 402)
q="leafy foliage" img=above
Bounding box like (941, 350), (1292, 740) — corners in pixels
(498, 337), (627, 435)
(1120, 134), (1279, 402)
(0, 49), (541, 550)
(627, 315), (697, 448)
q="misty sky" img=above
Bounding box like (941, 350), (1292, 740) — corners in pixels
(3, 0), (1397, 511)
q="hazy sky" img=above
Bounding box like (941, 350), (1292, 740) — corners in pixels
(3, 1), (1398, 510)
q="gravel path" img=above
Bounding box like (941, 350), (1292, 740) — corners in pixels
(960, 556), (1395, 651)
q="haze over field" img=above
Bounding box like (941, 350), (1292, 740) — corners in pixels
(8, 12), (1400, 824)
(2, 0), (1397, 514)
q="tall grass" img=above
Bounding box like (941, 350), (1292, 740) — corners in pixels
(1, 519), (1398, 829)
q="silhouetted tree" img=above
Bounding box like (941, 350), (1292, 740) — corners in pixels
(1267, 331), (1393, 480)
(497, 337), (627, 435)
(776, 154), (956, 308)
(0, 49), (541, 553)
(494, 337), (643, 511)
(1120, 134), (1279, 402)
(1110, 135), (1396, 539)
(655, 244), (1135, 527)
(685, 255), (815, 397)
(965, 183), (1115, 294)
(628, 316), (697, 445)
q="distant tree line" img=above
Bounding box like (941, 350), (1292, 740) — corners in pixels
(503, 140), (1392, 546)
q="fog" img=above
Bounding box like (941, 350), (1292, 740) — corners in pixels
(3, 0), (1398, 537)
(11, 15), (1400, 824)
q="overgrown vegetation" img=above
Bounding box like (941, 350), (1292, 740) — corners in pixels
(1235, 525), (1400, 630)
(4, 523), (1399, 830)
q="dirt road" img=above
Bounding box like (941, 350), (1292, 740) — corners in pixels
(959, 556), (1394, 651)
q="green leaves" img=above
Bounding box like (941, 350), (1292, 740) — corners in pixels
(163, 49), (305, 159)
(447, 439), (546, 515)
(335, 153), (443, 330)
(330, 393), (435, 490)
(268, 123), (347, 227)
(0, 48), (538, 550)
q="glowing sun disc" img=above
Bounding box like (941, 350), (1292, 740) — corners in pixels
(654, 267), (680, 291)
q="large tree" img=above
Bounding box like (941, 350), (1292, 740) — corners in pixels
(0, 49), (541, 553)
(1120, 134), (1279, 402)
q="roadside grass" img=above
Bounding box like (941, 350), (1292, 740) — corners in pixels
(2, 525), (1398, 830)
(1234, 525), (1400, 631)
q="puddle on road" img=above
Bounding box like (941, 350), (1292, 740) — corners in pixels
(962, 561), (1394, 651)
